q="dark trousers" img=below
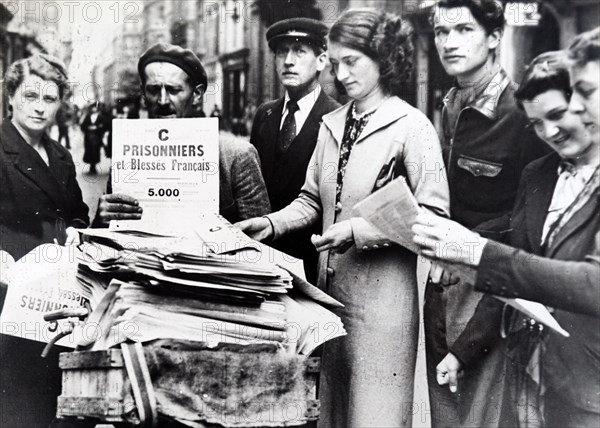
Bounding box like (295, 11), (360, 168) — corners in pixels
(423, 281), (514, 428)
(58, 126), (70, 149)
(424, 280), (460, 427)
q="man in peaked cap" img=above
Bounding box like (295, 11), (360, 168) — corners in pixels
(249, 18), (340, 284)
(94, 43), (270, 226)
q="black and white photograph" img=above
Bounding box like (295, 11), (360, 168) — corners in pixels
(0, 0), (598, 427)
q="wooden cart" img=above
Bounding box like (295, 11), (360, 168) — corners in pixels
(56, 340), (320, 428)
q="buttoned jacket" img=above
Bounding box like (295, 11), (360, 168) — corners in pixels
(476, 152), (600, 413)
(441, 70), (550, 355)
(268, 96), (450, 292)
(250, 89), (340, 212)
(0, 119), (89, 427)
(0, 120), (89, 260)
(267, 96), (449, 426)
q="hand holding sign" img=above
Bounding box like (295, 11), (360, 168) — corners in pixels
(95, 193), (143, 227)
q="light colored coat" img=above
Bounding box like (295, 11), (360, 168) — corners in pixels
(269, 96), (450, 427)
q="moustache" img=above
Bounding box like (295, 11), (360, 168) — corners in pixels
(154, 106), (176, 116)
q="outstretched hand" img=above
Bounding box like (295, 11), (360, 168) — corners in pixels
(234, 217), (274, 242)
(412, 212), (487, 267)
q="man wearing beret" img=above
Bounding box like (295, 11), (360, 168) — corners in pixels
(94, 43), (271, 226)
(250, 18), (340, 284)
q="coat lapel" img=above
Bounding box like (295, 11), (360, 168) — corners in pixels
(322, 102), (351, 146)
(547, 181), (600, 258)
(354, 97), (410, 144)
(525, 154), (561, 254)
(322, 97), (410, 147)
(1, 121), (68, 208)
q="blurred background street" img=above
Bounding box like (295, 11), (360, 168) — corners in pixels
(48, 124), (110, 220)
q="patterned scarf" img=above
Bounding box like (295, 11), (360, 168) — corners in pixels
(335, 103), (375, 208)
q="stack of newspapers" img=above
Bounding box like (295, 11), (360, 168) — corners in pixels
(74, 225), (345, 355)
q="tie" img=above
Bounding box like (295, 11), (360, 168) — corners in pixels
(278, 100), (299, 151)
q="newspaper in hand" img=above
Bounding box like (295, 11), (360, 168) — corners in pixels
(353, 176), (421, 253)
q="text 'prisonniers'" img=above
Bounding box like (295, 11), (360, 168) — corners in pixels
(122, 144), (205, 157)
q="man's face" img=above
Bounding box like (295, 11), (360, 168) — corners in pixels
(433, 6), (500, 82)
(142, 62), (200, 118)
(274, 40), (326, 93)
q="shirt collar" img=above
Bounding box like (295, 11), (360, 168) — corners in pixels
(284, 85), (321, 113)
(557, 160), (599, 180)
(443, 68), (511, 120)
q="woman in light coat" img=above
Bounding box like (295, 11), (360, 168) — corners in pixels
(238, 8), (449, 427)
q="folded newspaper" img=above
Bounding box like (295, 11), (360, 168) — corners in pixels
(353, 177), (569, 337)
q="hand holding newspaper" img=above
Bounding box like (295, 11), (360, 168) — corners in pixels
(353, 177), (569, 337)
(353, 177), (421, 253)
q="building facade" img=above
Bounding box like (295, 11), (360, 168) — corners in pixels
(95, 0), (599, 131)
(0, 0), (72, 118)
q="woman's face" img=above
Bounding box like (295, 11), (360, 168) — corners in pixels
(328, 42), (381, 101)
(523, 89), (596, 162)
(9, 73), (61, 137)
(569, 60), (599, 143)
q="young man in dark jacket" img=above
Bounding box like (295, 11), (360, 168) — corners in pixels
(424, 1), (549, 426)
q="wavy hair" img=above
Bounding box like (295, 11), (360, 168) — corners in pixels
(434, 0), (505, 34)
(567, 27), (600, 67)
(4, 54), (69, 100)
(514, 51), (571, 108)
(328, 8), (413, 97)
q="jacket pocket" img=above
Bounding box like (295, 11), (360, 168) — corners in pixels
(457, 155), (503, 178)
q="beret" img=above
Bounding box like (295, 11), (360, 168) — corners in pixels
(138, 42), (207, 88)
(266, 18), (328, 51)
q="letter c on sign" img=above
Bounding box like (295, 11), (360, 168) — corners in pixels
(158, 129), (169, 141)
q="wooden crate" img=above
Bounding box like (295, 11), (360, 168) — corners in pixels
(57, 341), (320, 427)
(57, 348), (138, 424)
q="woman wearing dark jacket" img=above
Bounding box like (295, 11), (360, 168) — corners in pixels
(0, 54), (89, 427)
(413, 40), (599, 427)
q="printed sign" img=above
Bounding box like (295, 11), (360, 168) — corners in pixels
(111, 118), (219, 235)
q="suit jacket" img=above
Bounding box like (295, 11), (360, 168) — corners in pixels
(0, 119), (89, 427)
(476, 152), (600, 414)
(268, 97), (449, 426)
(250, 89), (339, 282)
(218, 136), (271, 224)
